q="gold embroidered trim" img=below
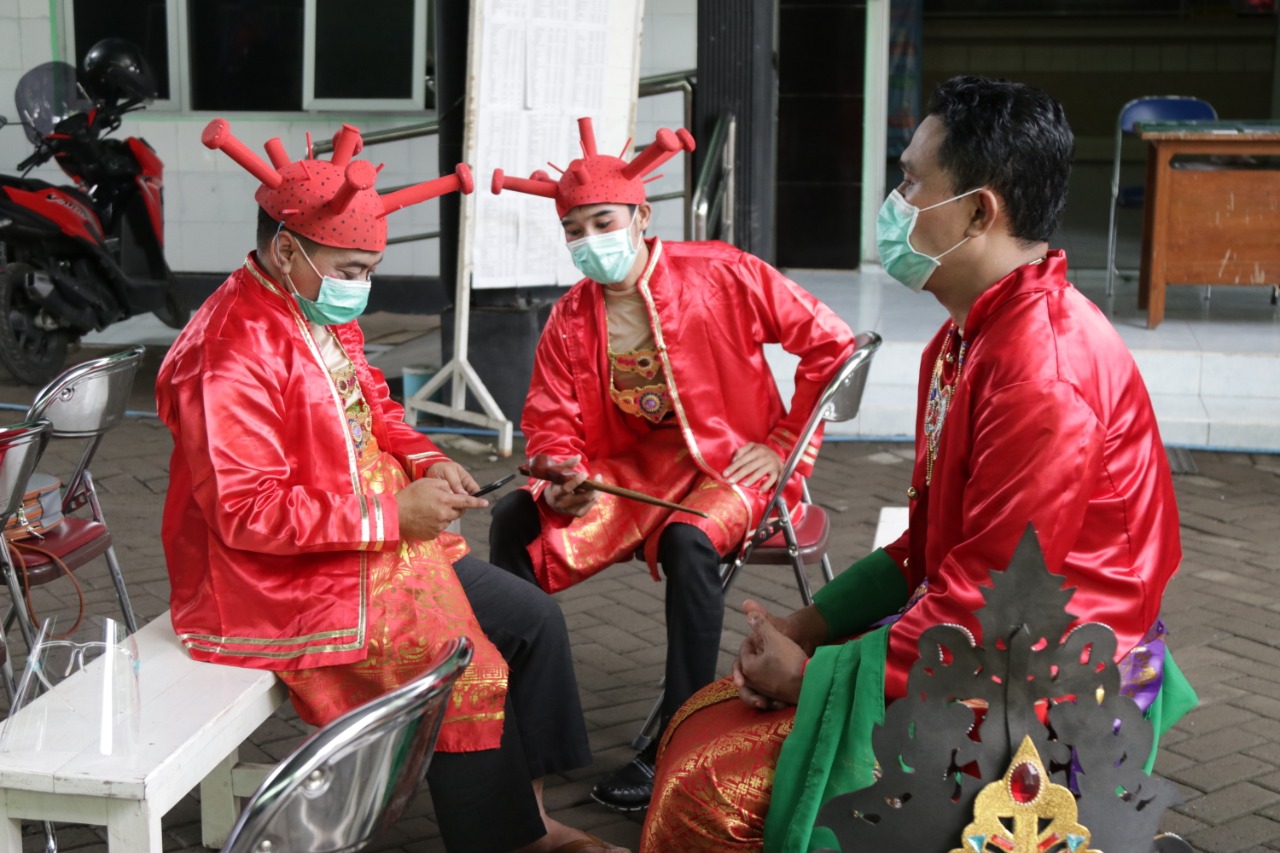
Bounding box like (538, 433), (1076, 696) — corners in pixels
(444, 711), (507, 724)
(183, 638), (365, 658)
(637, 239), (751, 520)
(243, 255), (285, 298)
(373, 497), (384, 546)
(658, 678), (741, 754)
(234, 256), (371, 647)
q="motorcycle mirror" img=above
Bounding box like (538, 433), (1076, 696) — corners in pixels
(0, 116), (8, 130)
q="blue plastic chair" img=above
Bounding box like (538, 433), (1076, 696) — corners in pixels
(1105, 96), (1217, 297)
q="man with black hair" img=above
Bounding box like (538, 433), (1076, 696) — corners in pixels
(159, 120), (629, 853)
(486, 117), (856, 814)
(640, 76), (1194, 853)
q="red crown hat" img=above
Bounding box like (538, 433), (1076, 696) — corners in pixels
(202, 119), (475, 251)
(490, 117), (695, 218)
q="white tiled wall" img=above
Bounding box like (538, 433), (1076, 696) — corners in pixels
(0, 3), (697, 274)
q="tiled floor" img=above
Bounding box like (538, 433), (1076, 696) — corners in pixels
(2, 409), (1278, 853)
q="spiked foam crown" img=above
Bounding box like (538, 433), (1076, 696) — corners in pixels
(202, 119), (474, 251)
(490, 117), (695, 218)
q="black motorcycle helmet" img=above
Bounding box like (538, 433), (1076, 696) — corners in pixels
(82, 38), (157, 108)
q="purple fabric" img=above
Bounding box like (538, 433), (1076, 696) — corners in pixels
(1116, 619), (1167, 713)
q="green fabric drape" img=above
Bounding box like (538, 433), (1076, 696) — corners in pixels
(763, 626), (889, 853)
(1143, 649), (1197, 772)
(812, 548), (907, 641)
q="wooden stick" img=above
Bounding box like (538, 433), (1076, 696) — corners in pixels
(518, 456), (711, 518)
(576, 478), (711, 518)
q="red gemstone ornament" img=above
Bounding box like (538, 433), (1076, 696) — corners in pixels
(1010, 760), (1041, 803)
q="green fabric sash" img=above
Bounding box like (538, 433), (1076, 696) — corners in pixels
(1143, 648), (1197, 772)
(763, 626), (889, 853)
(812, 548), (907, 640)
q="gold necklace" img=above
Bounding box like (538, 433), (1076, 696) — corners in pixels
(923, 324), (968, 487)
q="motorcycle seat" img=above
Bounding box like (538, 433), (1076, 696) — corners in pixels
(0, 173), (95, 205)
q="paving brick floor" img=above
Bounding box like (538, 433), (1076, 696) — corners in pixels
(2, 345), (1279, 852)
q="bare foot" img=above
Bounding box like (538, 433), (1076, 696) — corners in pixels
(516, 817), (630, 852)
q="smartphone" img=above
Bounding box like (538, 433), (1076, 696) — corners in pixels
(470, 472), (517, 498)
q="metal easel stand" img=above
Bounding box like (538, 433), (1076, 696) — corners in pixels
(402, 278), (514, 458)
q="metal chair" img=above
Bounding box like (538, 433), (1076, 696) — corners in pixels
(0, 418), (52, 667)
(720, 331), (883, 605)
(222, 636), (474, 853)
(0, 417), (59, 852)
(0, 346), (146, 651)
(633, 332), (882, 748)
(1105, 96), (1216, 297)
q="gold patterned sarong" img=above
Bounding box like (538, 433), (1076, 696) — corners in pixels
(640, 677), (794, 852)
(531, 426), (756, 593)
(278, 440), (509, 753)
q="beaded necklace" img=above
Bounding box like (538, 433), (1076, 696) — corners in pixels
(923, 323), (968, 486)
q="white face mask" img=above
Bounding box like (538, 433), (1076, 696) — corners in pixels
(876, 186), (982, 292)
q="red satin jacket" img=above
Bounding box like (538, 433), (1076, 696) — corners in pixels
(522, 238), (856, 513)
(882, 251), (1182, 699)
(157, 255), (454, 670)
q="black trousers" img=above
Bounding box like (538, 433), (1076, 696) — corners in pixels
(425, 555), (591, 853)
(489, 490), (726, 733)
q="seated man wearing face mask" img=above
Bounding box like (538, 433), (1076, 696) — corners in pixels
(638, 76), (1195, 853)
(157, 121), (630, 853)
(485, 118), (857, 812)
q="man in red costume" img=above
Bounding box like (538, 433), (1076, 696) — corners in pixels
(640, 76), (1195, 852)
(158, 120), (628, 853)
(486, 118), (857, 811)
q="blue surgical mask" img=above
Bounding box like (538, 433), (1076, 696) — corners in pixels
(286, 239), (372, 325)
(566, 211), (640, 284)
(876, 187), (982, 292)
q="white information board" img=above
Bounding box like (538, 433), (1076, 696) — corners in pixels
(461, 0), (645, 289)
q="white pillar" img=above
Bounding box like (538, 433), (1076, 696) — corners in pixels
(861, 0), (890, 267)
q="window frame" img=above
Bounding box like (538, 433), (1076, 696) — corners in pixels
(60, 0), (431, 115)
(59, 0), (183, 112)
(302, 0), (428, 112)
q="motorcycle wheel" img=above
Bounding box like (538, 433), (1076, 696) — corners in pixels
(153, 272), (190, 330)
(0, 262), (71, 386)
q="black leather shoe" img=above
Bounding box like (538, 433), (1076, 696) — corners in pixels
(591, 754), (656, 812)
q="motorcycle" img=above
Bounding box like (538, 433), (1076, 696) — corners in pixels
(0, 38), (186, 384)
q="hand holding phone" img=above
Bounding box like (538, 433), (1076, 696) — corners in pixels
(470, 472), (517, 497)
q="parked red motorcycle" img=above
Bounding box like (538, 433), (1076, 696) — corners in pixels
(0, 38), (186, 384)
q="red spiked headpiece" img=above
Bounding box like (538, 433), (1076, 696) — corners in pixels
(490, 117), (695, 218)
(202, 119), (474, 251)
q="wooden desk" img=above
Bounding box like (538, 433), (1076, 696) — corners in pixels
(1136, 122), (1280, 328)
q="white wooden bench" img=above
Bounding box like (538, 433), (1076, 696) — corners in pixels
(873, 506), (909, 551)
(0, 610), (288, 852)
